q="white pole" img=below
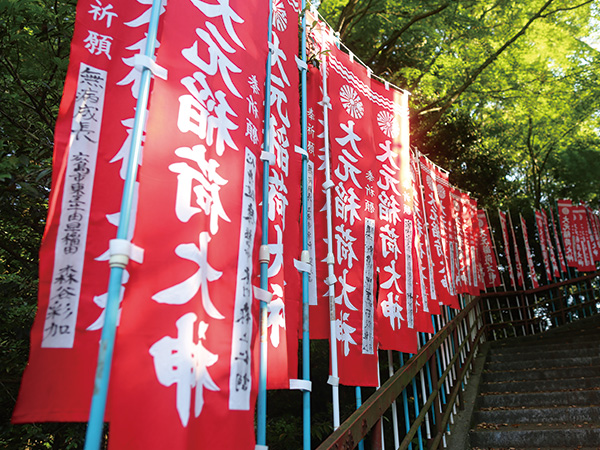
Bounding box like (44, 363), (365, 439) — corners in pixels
(387, 350), (400, 449)
(319, 26), (340, 429)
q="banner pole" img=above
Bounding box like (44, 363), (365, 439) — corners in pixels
(83, 1), (163, 448)
(534, 209), (557, 328)
(257, 0), (276, 443)
(417, 334), (433, 439)
(318, 23), (341, 430)
(355, 386), (366, 450)
(387, 350), (401, 448)
(300, 1), (311, 448)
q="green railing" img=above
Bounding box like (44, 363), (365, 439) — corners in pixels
(317, 270), (600, 450)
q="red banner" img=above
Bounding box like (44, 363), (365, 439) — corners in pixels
(370, 79), (419, 352)
(462, 194), (480, 295)
(497, 210), (516, 289)
(572, 206), (595, 272)
(419, 156), (457, 308)
(328, 45), (378, 386)
(477, 210), (501, 288)
(14, 0), (163, 422)
(549, 206), (568, 274)
(306, 18), (335, 340)
(261, 0), (302, 390)
(541, 209), (560, 279)
(557, 200), (576, 268)
(519, 214), (539, 289)
(534, 210), (552, 282)
(413, 154), (441, 317)
(410, 152), (435, 331)
(586, 207), (600, 262)
(106, 0), (270, 447)
(449, 188), (467, 296)
(508, 211), (526, 288)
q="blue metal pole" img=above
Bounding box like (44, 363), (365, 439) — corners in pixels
(257, 0), (276, 444)
(83, 1), (162, 449)
(420, 333), (435, 426)
(411, 376), (424, 450)
(354, 386), (365, 450)
(299, 2), (311, 449)
(431, 316), (447, 405)
(400, 353), (413, 450)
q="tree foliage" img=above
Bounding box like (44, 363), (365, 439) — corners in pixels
(319, 0), (600, 210)
(0, 0), (81, 448)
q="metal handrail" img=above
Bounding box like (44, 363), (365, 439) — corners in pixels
(316, 296), (483, 450)
(316, 270), (600, 450)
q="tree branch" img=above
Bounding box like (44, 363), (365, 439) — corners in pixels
(416, 0), (577, 138)
(367, 2), (450, 71)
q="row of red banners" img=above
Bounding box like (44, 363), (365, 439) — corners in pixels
(13, 1), (599, 449)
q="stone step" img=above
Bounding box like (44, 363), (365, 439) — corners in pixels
(490, 338), (600, 355)
(469, 422), (600, 448)
(482, 365), (600, 382)
(485, 355), (600, 371)
(480, 376), (600, 393)
(487, 346), (600, 362)
(473, 405), (600, 425)
(477, 389), (600, 409)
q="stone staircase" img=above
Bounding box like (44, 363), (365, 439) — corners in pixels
(468, 313), (600, 449)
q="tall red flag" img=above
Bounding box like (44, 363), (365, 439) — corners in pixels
(106, 0), (270, 447)
(419, 156), (457, 308)
(370, 79), (419, 352)
(410, 151), (435, 332)
(306, 17), (336, 340)
(557, 200), (577, 269)
(508, 211), (526, 288)
(477, 210), (501, 289)
(414, 153), (441, 317)
(541, 209), (561, 279)
(519, 214), (539, 289)
(259, 0), (302, 390)
(498, 210), (516, 289)
(14, 0), (164, 422)
(534, 210), (553, 283)
(572, 205), (596, 272)
(328, 45), (379, 386)
(586, 207), (600, 263)
(549, 206), (568, 275)
(449, 188), (467, 296)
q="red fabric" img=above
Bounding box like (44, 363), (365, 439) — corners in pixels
(572, 206), (595, 272)
(449, 188), (467, 296)
(519, 214), (539, 289)
(587, 207), (600, 263)
(413, 155), (441, 317)
(261, 0), (302, 389)
(497, 210), (516, 289)
(476, 210), (501, 288)
(306, 34), (332, 340)
(369, 79), (419, 352)
(557, 200), (576, 268)
(107, 0), (269, 447)
(328, 45), (379, 386)
(541, 209), (561, 279)
(534, 210), (553, 282)
(462, 194), (480, 295)
(13, 0), (157, 423)
(419, 156), (458, 308)
(549, 207), (568, 274)
(508, 212), (526, 288)
(410, 152), (434, 332)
